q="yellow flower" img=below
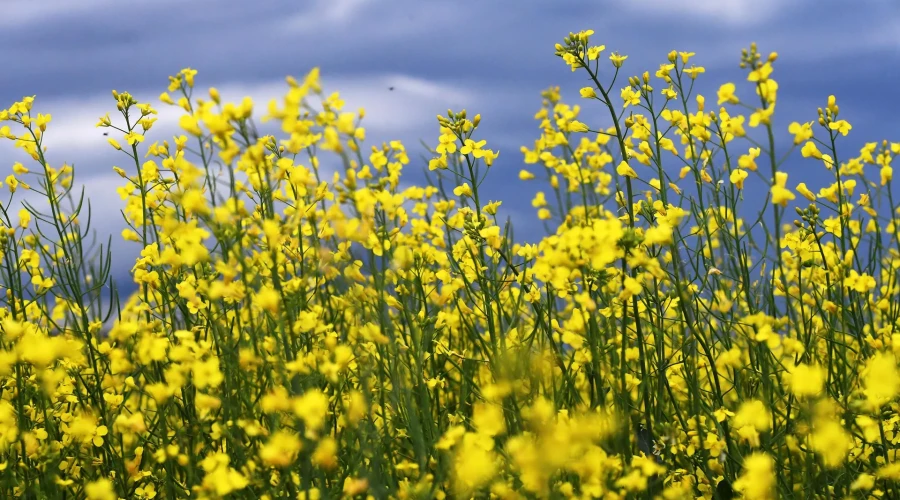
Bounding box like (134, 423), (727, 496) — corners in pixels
(312, 437), (338, 470)
(616, 161), (637, 178)
(473, 403), (506, 437)
(734, 400), (771, 431)
(17, 208), (31, 229)
(621, 87), (640, 107)
(259, 430), (302, 468)
(717, 83), (739, 105)
(796, 182), (816, 201)
(85, 478), (116, 500)
(684, 65), (705, 79)
(293, 390), (329, 431)
(460, 138), (487, 157)
(428, 154), (448, 171)
(747, 62), (773, 82)
(851, 473), (875, 491)
(770, 172), (795, 207)
(787, 363), (825, 398)
(124, 130), (144, 145)
(179, 114), (203, 136)
(568, 120), (589, 132)
(829, 119), (852, 136)
(192, 357), (224, 389)
(11, 162), (28, 175)
(801, 141), (822, 159)
(729, 168), (748, 189)
(453, 432), (497, 496)
(788, 121), (813, 144)
(453, 183), (473, 198)
(809, 420), (851, 468)
(733, 453), (775, 500)
(609, 52), (628, 68)
(862, 351), (900, 409)
(738, 147), (760, 171)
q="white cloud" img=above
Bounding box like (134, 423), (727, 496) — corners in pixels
(276, 0), (463, 40)
(279, 0), (373, 31)
(613, 0), (785, 26)
(326, 74), (474, 134)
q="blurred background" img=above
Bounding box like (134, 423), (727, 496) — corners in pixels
(1, 0), (898, 296)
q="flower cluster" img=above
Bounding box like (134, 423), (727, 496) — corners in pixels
(0, 31), (898, 499)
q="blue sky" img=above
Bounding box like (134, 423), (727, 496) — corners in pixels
(1, 0), (898, 293)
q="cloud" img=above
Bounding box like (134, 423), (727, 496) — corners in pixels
(280, 0), (373, 30)
(611, 0), (786, 26)
(327, 74), (474, 134)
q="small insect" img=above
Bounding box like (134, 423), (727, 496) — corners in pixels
(102, 132), (108, 136)
(388, 86), (395, 91)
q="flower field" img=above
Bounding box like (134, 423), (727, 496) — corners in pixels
(1, 30), (899, 498)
